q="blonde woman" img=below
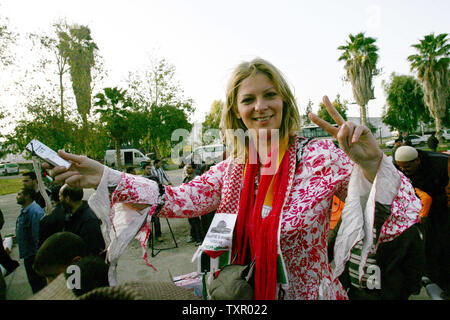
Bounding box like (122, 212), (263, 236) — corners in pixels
(47, 58), (421, 300)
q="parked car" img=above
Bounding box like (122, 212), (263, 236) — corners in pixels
(0, 163), (19, 175)
(440, 129), (450, 141)
(183, 144), (227, 165)
(406, 135), (429, 146)
(385, 140), (396, 148)
(386, 135), (429, 148)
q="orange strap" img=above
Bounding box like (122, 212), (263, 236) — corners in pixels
(330, 195), (344, 230)
(415, 188), (432, 219)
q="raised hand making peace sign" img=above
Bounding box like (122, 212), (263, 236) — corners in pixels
(309, 96), (383, 182)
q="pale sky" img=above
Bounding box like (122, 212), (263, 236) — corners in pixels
(1, 0), (449, 125)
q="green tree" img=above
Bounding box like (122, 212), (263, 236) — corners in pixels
(126, 55), (193, 111)
(317, 94), (348, 124)
(125, 109), (150, 151)
(28, 21), (72, 134)
(338, 32), (380, 127)
(3, 94), (81, 156)
(202, 100), (223, 144)
(145, 103), (193, 158)
(408, 33), (450, 141)
(0, 13), (17, 68)
(301, 100), (314, 127)
(94, 87), (132, 169)
(58, 24), (98, 151)
(84, 119), (111, 161)
(0, 13), (17, 144)
(382, 73), (432, 134)
(125, 55), (194, 157)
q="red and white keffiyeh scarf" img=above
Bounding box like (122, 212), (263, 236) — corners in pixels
(232, 138), (290, 300)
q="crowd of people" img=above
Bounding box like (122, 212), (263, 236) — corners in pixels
(0, 157), (218, 299)
(0, 168), (109, 298)
(0, 57), (448, 301)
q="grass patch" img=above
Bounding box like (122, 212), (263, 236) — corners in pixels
(0, 178), (22, 195)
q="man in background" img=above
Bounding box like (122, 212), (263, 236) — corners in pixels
(38, 184), (67, 247)
(395, 146), (449, 298)
(59, 185), (105, 258)
(151, 159), (172, 186)
(22, 172), (47, 209)
(427, 132), (439, 152)
(184, 163), (202, 246)
(0, 208), (19, 278)
(15, 188), (46, 293)
(150, 160), (172, 242)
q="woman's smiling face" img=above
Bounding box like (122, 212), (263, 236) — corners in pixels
(236, 72), (284, 139)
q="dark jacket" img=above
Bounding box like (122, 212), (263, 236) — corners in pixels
(334, 203), (425, 300)
(183, 172), (197, 184)
(0, 208), (4, 231)
(403, 150), (448, 219)
(38, 203), (67, 247)
(32, 188), (51, 210)
(401, 150), (450, 292)
(64, 201), (105, 257)
(427, 135), (439, 150)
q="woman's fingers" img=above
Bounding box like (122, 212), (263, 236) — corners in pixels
(53, 170), (80, 184)
(308, 95), (347, 138)
(64, 174), (84, 189)
(58, 150), (85, 164)
(46, 165), (69, 177)
(351, 125), (365, 144)
(322, 96), (345, 126)
(308, 113), (339, 137)
(41, 150), (103, 189)
(338, 122), (359, 147)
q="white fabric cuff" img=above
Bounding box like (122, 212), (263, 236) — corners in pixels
(88, 166), (123, 249)
(332, 154), (401, 282)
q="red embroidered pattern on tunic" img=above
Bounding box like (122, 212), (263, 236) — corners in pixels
(111, 174), (159, 270)
(109, 136), (420, 300)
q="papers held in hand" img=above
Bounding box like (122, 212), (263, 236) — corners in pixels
(25, 139), (71, 170)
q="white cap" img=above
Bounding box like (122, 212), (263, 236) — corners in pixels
(395, 146), (418, 162)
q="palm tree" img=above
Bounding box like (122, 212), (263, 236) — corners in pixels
(338, 32), (380, 127)
(408, 33), (449, 142)
(94, 87), (132, 169)
(58, 24), (98, 152)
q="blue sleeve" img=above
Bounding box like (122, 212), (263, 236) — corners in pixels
(30, 207), (44, 252)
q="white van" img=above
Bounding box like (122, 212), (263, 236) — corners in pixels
(104, 149), (149, 167)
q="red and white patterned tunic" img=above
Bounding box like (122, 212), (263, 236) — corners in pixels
(89, 136), (421, 299)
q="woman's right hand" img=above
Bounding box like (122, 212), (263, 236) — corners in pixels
(42, 150), (105, 189)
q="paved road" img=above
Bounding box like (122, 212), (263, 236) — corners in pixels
(0, 175), (21, 180)
(0, 168), (431, 300)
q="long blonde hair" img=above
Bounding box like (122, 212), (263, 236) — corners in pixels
(221, 58), (301, 158)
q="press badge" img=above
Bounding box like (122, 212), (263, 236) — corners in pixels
(191, 213), (237, 264)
